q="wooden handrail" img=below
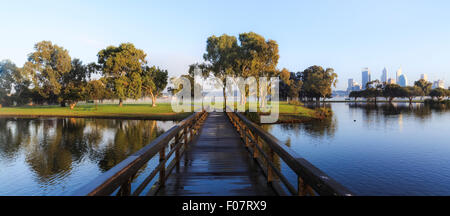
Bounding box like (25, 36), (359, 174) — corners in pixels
(72, 110), (208, 196)
(225, 106), (354, 196)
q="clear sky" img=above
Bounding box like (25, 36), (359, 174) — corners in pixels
(1, 0), (449, 90)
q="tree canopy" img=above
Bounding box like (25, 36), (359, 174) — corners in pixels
(0, 41), (169, 108)
(23, 41), (72, 103)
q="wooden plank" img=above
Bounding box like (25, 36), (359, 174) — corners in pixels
(156, 112), (276, 196)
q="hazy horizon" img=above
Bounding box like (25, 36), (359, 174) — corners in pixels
(1, 0), (449, 90)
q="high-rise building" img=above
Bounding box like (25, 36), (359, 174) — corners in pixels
(396, 67), (403, 84)
(433, 80), (445, 89)
(381, 67), (388, 83)
(387, 78), (396, 84)
(347, 78), (362, 91)
(353, 83), (362, 91)
(362, 68), (371, 89)
(348, 78), (354, 91)
(398, 74), (408, 87)
(420, 74), (428, 82)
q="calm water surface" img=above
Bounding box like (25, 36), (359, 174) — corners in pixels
(265, 103), (450, 196)
(0, 118), (176, 195)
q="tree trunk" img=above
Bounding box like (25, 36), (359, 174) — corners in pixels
(149, 91), (157, 107)
(119, 98), (123, 107)
(223, 87), (226, 112)
(151, 95), (156, 107)
(0, 104), (2, 109)
(95, 101), (98, 110)
(70, 102), (77, 110)
(60, 101), (66, 107)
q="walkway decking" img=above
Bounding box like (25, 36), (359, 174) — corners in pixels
(156, 112), (276, 196)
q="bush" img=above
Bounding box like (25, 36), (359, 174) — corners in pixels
(315, 107), (333, 119)
(288, 100), (303, 106)
(424, 99), (450, 106)
(244, 110), (260, 123)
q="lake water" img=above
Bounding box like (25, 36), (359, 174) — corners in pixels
(264, 102), (450, 196)
(0, 118), (176, 195)
(1, 103), (449, 196)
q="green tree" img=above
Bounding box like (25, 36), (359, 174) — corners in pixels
(22, 41), (72, 104)
(404, 86), (423, 104)
(85, 79), (110, 109)
(203, 34), (239, 111)
(429, 88), (447, 101)
(0, 60), (18, 107)
(349, 91), (362, 101)
(142, 66), (168, 107)
(61, 59), (91, 109)
(363, 80), (383, 103)
(97, 43), (147, 107)
(383, 84), (405, 103)
(301, 66), (338, 102)
(279, 69), (303, 102)
(414, 79), (432, 99)
(237, 32), (279, 107)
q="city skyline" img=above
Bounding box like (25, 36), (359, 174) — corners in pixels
(0, 0), (449, 90)
(347, 66), (446, 91)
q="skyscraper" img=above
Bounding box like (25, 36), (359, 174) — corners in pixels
(396, 67), (403, 84)
(420, 74), (428, 82)
(381, 67), (388, 83)
(398, 74), (408, 87)
(362, 68), (371, 89)
(387, 78), (395, 84)
(348, 78), (354, 91)
(433, 80), (445, 89)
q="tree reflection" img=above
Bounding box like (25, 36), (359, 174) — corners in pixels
(277, 116), (337, 138)
(0, 118), (172, 183)
(347, 102), (448, 120)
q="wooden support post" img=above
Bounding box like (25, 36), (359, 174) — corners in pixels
(117, 176), (132, 196)
(267, 148), (274, 183)
(253, 136), (259, 159)
(184, 127), (188, 147)
(159, 146), (166, 187)
(189, 123), (193, 142)
(175, 132), (180, 164)
(297, 177), (306, 196)
(245, 128), (249, 148)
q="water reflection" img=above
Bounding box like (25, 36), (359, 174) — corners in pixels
(0, 118), (175, 195)
(265, 102), (450, 195)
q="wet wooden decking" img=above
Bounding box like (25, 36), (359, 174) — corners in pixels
(156, 112), (276, 196)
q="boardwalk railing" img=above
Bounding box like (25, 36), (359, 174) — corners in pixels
(226, 106), (353, 196)
(72, 110), (208, 196)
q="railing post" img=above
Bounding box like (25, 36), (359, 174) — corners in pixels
(267, 148), (274, 183)
(159, 146), (166, 187)
(297, 177), (306, 196)
(189, 122), (193, 142)
(245, 128), (249, 148)
(184, 126), (188, 147)
(253, 136), (259, 159)
(117, 176), (133, 196)
(239, 120), (244, 138)
(175, 131), (180, 165)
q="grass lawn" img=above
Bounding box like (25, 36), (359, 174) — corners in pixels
(0, 103), (192, 120)
(0, 101), (319, 122)
(197, 101), (319, 120)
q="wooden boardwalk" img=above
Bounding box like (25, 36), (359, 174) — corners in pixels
(156, 112), (276, 196)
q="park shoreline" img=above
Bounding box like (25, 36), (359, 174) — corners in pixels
(0, 113), (192, 121)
